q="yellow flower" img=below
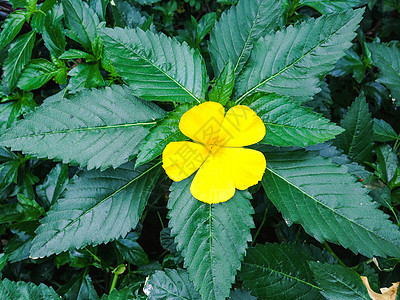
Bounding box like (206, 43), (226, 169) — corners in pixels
(162, 101), (266, 204)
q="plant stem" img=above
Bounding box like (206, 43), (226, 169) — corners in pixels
(323, 242), (347, 267)
(109, 273), (118, 294)
(251, 204), (269, 247)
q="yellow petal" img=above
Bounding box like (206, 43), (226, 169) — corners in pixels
(217, 105), (265, 147)
(179, 102), (225, 145)
(190, 146), (266, 204)
(223, 147), (266, 190)
(162, 141), (209, 182)
(190, 148), (235, 204)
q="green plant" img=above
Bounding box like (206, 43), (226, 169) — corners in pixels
(0, 0), (400, 299)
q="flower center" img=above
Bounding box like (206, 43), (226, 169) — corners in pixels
(207, 143), (224, 155)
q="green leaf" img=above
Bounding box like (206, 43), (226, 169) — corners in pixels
(373, 144), (398, 184)
(208, 0), (287, 77)
(101, 287), (135, 299)
(0, 10), (29, 51)
(305, 80), (332, 118)
(195, 13), (217, 44)
(235, 9), (364, 104)
(136, 104), (190, 166)
(63, 274), (99, 300)
(209, 61), (235, 105)
(59, 49), (97, 61)
(101, 27), (208, 103)
(4, 230), (33, 263)
(2, 31), (36, 93)
(369, 43), (400, 101)
(248, 93), (343, 147)
(261, 147), (400, 258)
(115, 232), (149, 266)
(30, 161), (161, 258)
(89, 0), (109, 21)
(0, 278), (59, 299)
(229, 289), (256, 300)
(0, 86), (164, 170)
(373, 118), (399, 142)
(239, 243), (323, 299)
(0, 194), (44, 224)
(112, 0), (148, 29)
(331, 47), (366, 83)
(67, 63), (105, 91)
(335, 93), (373, 163)
(62, 0), (100, 52)
(309, 262), (370, 300)
(167, 176), (254, 300)
(17, 58), (59, 91)
(42, 8), (66, 57)
(299, 0), (363, 14)
(144, 268), (201, 300)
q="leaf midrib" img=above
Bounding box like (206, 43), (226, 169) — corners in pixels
(264, 121), (341, 132)
(105, 31), (201, 104)
(266, 166), (399, 251)
(32, 162), (161, 257)
(0, 121), (157, 141)
(236, 17), (350, 104)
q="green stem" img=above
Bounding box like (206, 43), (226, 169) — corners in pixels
(393, 139), (400, 153)
(157, 211), (165, 229)
(323, 242), (347, 267)
(109, 273), (118, 294)
(251, 204), (269, 247)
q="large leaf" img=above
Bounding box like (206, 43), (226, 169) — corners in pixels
(17, 58), (59, 91)
(0, 10), (28, 51)
(0, 278), (59, 299)
(168, 176), (254, 300)
(144, 269), (201, 300)
(239, 243), (323, 299)
(2, 31), (36, 93)
(62, 0), (100, 52)
(248, 93), (343, 147)
(309, 262), (370, 299)
(30, 161), (161, 258)
(369, 43), (400, 100)
(335, 94), (373, 163)
(0, 85), (165, 170)
(261, 147), (400, 258)
(208, 0), (287, 77)
(136, 104), (191, 166)
(101, 27), (208, 103)
(235, 9), (364, 103)
(299, 0), (363, 14)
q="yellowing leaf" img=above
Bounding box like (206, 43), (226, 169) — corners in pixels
(361, 276), (399, 300)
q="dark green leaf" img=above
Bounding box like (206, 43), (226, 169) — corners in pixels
(43, 7), (66, 57)
(0, 278), (59, 299)
(115, 232), (149, 266)
(30, 161), (161, 258)
(112, 0), (148, 28)
(195, 12), (217, 43)
(0, 10), (28, 51)
(209, 61), (235, 105)
(17, 58), (59, 91)
(144, 268), (201, 300)
(373, 118), (399, 142)
(4, 231), (33, 263)
(101, 27), (208, 103)
(62, 0), (100, 52)
(309, 262), (370, 300)
(89, 0), (109, 21)
(235, 9), (364, 103)
(0, 86), (165, 170)
(0, 194), (44, 224)
(331, 47), (366, 83)
(136, 104), (190, 166)
(63, 274), (99, 300)
(229, 289), (256, 300)
(248, 93), (343, 147)
(369, 43), (400, 100)
(262, 147), (400, 258)
(240, 243), (323, 299)
(373, 144), (398, 184)
(305, 80), (332, 118)
(2, 31), (36, 93)
(299, 0), (363, 14)
(101, 287), (135, 299)
(168, 176), (254, 300)
(67, 63), (105, 91)
(335, 93), (373, 163)
(59, 49), (97, 61)
(208, 0), (287, 77)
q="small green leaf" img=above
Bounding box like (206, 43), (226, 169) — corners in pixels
(209, 61), (235, 105)
(373, 118), (399, 142)
(17, 58), (59, 91)
(248, 93), (344, 147)
(0, 10), (29, 51)
(239, 243), (323, 299)
(299, 0), (363, 14)
(62, 0), (100, 53)
(101, 287), (135, 300)
(59, 49), (97, 61)
(30, 161), (161, 258)
(115, 232), (149, 266)
(309, 262), (370, 300)
(67, 63), (105, 91)
(4, 231), (33, 263)
(168, 176), (254, 300)
(335, 93), (373, 163)
(144, 269), (201, 300)
(369, 43), (400, 100)
(262, 147), (400, 258)
(136, 104), (191, 166)
(2, 31), (36, 93)
(101, 27), (208, 103)
(62, 274), (99, 300)
(229, 289), (256, 300)
(42, 8), (66, 57)
(331, 47), (366, 83)
(195, 12), (217, 44)
(0, 278), (59, 299)
(373, 144), (398, 184)
(112, 0), (149, 28)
